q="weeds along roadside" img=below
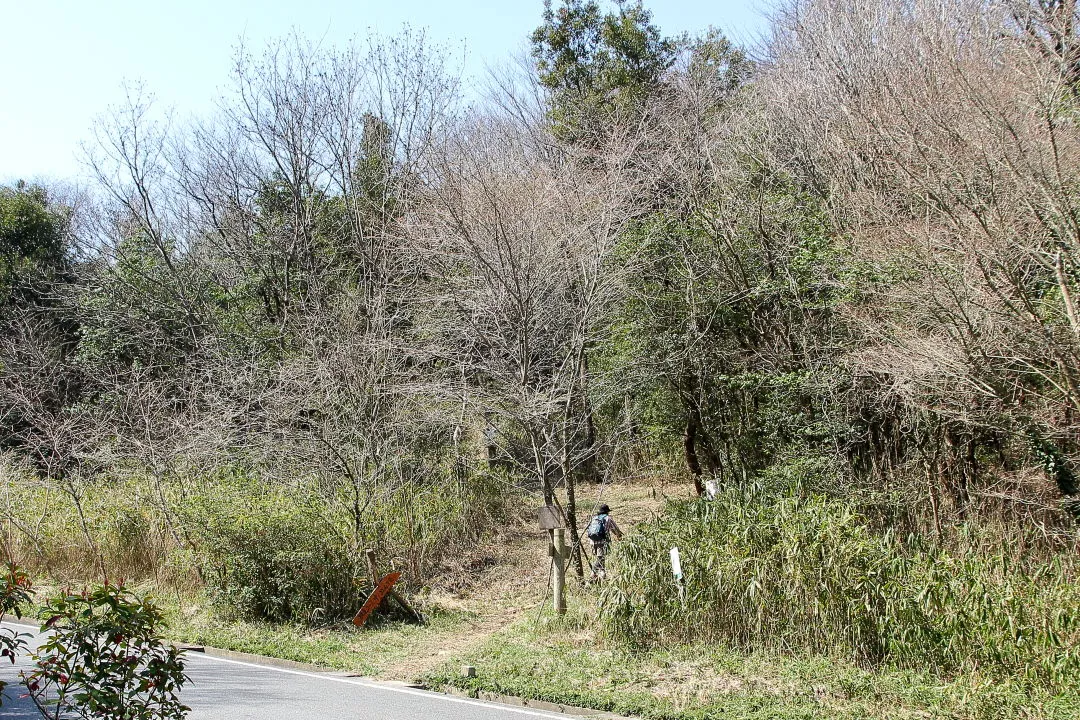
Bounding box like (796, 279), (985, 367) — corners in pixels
(426, 603), (1080, 720)
(419, 477), (1080, 720)
(600, 483), (1080, 689)
(0, 462), (517, 625)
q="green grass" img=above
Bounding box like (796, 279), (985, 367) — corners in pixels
(602, 491), (1080, 686)
(424, 601), (1080, 720)
(151, 590), (478, 677)
(19, 582), (482, 678)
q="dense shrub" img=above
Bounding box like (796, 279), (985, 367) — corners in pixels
(175, 468), (512, 623)
(176, 481), (362, 624)
(601, 486), (1080, 685)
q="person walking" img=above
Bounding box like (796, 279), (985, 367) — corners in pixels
(586, 504), (623, 579)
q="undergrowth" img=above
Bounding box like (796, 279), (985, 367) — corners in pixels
(427, 605), (1080, 720)
(601, 486), (1080, 686)
(0, 465), (514, 625)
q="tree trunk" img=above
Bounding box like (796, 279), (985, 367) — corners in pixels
(579, 351), (598, 484)
(562, 407), (585, 578)
(684, 409), (705, 497)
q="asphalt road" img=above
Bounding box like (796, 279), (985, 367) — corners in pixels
(0, 622), (580, 720)
(0, 623), (39, 720)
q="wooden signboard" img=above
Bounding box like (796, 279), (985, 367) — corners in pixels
(537, 505), (564, 530)
(352, 571), (402, 627)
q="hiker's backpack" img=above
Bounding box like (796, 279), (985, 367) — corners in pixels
(586, 513), (609, 542)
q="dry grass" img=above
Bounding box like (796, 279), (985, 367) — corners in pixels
(377, 476), (683, 680)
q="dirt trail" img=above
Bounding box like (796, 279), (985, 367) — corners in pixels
(376, 478), (689, 681)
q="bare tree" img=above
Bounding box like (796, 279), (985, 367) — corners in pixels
(761, 0), (1080, 525)
(410, 107), (637, 575)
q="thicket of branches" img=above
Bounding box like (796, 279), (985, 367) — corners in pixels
(2, 0), (1079, 619)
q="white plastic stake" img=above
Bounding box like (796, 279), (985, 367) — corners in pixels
(670, 546), (685, 607)
(669, 546), (683, 580)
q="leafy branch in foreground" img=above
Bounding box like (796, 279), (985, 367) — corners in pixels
(25, 583), (189, 720)
(0, 564), (32, 705)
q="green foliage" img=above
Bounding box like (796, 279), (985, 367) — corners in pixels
(0, 183), (82, 467)
(0, 183), (67, 308)
(171, 467), (511, 624)
(682, 28), (750, 110)
(0, 564), (33, 621)
(2, 463), (514, 625)
(175, 478), (362, 624)
(602, 487), (1080, 686)
(27, 583), (188, 720)
(602, 489), (898, 658)
(428, 612), (1080, 720)
(1030, 431), (1079, 509)
(74, 232), (198, 375)
(604, 188), (850, 480)
(531, 0), (677, 141)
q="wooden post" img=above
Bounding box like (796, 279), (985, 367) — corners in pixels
(538, 507), (568, 615)
(363, 548), (423, 624)
(365, 549), (380, 586)
(552, 528), (567, 615)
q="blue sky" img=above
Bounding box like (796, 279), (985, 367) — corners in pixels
(1, 0), (768, 184)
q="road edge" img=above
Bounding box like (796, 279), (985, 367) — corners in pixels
(5, 621), (633, 719)
(439, 685), (635, 720)
(183, 641), (634, 719)
(180, 643), (374, 678)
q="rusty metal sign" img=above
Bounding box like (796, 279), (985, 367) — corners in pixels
(537, 505), (564, 530)
(352, 571), (402, 627)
